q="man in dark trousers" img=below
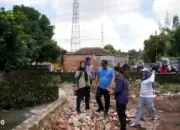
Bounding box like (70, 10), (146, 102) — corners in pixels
(114, 66), (129, 130)
(94, 60), (115, 117)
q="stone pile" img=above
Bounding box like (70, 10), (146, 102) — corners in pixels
(48, 94), (159, 130)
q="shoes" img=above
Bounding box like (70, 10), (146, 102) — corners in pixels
(77, 110), (81, 114)
(130, 122), (141, 127)
(96, 108), (104, 112)
(153, 116), (159, 120)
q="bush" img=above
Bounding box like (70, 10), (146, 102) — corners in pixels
(0, 72), (60, 110)
(59, 72), (75, 83)
(159, 84), (180, 93)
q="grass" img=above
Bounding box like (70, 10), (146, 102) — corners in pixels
(176, 122), (180, 127)
(130, 81), (180, 95)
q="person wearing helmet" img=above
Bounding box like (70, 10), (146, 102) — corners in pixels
(130, 68), (158, 127)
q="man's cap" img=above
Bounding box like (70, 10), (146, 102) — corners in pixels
(101, 59), (108, 64)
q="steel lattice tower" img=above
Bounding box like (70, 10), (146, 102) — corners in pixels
(71, 0), (80, 52)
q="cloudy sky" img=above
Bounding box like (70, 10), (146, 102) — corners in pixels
(1, 0), (180, 52)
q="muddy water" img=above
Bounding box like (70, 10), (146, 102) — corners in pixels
(0, 103), (49, 130)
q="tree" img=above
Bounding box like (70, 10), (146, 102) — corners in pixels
(172, 15), (179, 30)
(104, 44), (116, 53)
(164, 12), (170, 30)
(158, 21), (162, 32)
(171, 26), (180, 56)
(37, 40), (61, 63)
(128, 49), (138, 57)
(104, 44), (121, 53)
(116, 49), (121, 53)
(13, 5), (61, 64)
(0, 6), (64, 70)
(143, 14), (180, 62)
(143, 35), (165, 63)
(0, 8), (29, 70)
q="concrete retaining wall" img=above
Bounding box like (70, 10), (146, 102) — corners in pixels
(13, 89), (68, 130)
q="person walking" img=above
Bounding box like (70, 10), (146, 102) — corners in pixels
(130, 68), (158, 127)
(114, 66), (129, 130)
(74, 60), (91, 114)
(94, 59), (115, 117)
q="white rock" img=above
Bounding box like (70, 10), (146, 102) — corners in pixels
(126, 109), (136, 118)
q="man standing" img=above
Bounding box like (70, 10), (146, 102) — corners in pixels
(114, 66), (128, 130)
(85, 57), (95, 84)
(94, 60), (115, 117)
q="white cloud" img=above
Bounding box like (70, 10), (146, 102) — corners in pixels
(153, 0), (180, 23)
(0, 0), (48, 6)
(1, 0), (160, 52)
(51, 0), (158, 52)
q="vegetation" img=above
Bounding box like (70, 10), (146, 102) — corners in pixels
(143, 13), (180, 63)
(104, 44), (121, 53)
(0, 6), (65, 71)
(0, 72), (60, 110)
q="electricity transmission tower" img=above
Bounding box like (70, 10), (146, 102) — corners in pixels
(71, 0), (80, 52)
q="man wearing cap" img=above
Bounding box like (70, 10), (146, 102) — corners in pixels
(94, 59), (115, 117)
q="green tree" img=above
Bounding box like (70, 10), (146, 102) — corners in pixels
(104, 44), (121, 53)
(143, 35), (165, 63)
(172, 15), (179, 30)
(104, 44), (115, 53)
(0, 6), (64, 70)
(37, 40), (62, 63)
(128, 49), (138, 57)
(171, 26), (180, 56)
(164, 12), (171, 31)
(13, 5), (61, 64)
(0, 8), (29, 70)
(116, 49), (121, 53)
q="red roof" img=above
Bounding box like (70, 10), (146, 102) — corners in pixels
(66, 47), (112, 55)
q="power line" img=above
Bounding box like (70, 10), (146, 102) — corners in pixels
(57, 32), (153, 41)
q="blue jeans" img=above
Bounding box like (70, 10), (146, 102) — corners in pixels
(134, 97), (158, 124)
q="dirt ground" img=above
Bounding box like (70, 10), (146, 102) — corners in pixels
(154, 97), (180, 130)
(48, 88), (180, 130)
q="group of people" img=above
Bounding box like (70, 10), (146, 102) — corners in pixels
(74, 57), (158, 130)
(138, 63), (180, 74)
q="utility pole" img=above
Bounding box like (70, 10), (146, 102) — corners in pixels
(71, 0), (80, 52)
(155, 30), (158, 62)
(101, 22), (104, 48)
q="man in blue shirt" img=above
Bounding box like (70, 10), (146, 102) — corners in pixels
(94, 59), (115, 117)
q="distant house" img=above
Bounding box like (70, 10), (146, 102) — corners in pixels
(63, 47), (129, 72)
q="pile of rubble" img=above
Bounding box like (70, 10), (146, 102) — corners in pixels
(47, 93), (159, 130)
